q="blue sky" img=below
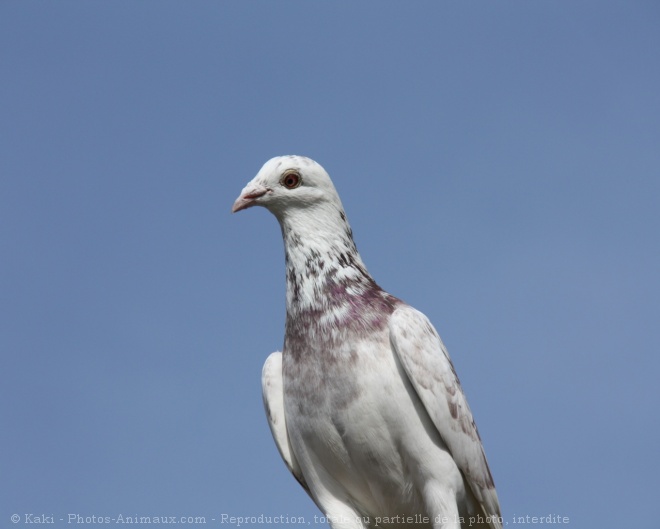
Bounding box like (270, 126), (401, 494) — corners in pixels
(2, 2), (659, 527)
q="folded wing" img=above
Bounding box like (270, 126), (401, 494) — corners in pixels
(389, 306), (501, 528)
(262, 352), (309, 493)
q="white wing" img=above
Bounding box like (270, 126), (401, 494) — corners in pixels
(389, 306), (501, 527)
(261, 352), (309, 492)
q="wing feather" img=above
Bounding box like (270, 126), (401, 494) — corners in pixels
(389, 306), (501, 527)
(262, 352), (309, 493)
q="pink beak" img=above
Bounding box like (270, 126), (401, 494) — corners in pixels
(231, 185), (269, 213)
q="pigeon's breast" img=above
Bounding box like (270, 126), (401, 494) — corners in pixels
(283, 319), (386, 414)
(281, 286), (399, 413)
(281, 302), (454, 520)
(282, 328), (407, 509)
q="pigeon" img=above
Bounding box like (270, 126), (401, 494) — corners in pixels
(232, 156), (502, 529)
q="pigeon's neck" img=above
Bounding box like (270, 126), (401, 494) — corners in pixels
(277, 205), (400, 356)
(277, 206), (381, 317)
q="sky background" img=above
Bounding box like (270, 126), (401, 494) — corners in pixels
(2, 2), (659, 528)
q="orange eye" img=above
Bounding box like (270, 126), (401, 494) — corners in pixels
(281, 172), (302, 189)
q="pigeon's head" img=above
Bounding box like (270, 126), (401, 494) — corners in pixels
(232, 156), (343, 220)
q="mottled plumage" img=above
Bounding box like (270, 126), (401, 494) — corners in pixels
(232, 156), (501, 529)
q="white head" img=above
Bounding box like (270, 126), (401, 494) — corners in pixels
(232, 156), (344, 221)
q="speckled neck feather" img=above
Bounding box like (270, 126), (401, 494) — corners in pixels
(277, 203), (399, 355)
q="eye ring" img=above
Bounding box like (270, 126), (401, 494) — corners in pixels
(280, 171), (302, 189)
